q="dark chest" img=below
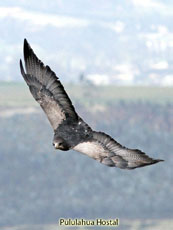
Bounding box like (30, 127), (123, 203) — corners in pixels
(55, 119), (93, 147)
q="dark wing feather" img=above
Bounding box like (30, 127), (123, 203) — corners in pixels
(74, 131), (163, 169)
(20, 39), (78, 130)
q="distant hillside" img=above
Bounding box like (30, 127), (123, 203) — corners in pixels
(0, 84), (172, 226)
(0, 82), (173, 107)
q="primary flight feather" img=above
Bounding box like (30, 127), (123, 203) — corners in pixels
(20, 39), (163, 169)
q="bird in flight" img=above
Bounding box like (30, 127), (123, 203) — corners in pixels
(20, 39), (163, 170)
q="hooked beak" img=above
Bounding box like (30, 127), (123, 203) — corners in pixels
(53, 142), (59, 149)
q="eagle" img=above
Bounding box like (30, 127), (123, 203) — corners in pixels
(20, 39), (163, 170)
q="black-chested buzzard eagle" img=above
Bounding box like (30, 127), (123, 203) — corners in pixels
(20, 39), (163, 170)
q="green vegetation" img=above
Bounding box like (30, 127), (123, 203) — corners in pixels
(0, 81), (173, 107)
(0, 82), (172, 228)
(0, 82), (36, 107)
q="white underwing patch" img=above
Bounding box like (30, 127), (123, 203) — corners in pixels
(73, 141), (109, 159)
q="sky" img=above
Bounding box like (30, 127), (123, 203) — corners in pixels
(0, 0), (173, 85)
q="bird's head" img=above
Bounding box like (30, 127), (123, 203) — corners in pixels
(53, 136), (69, 151)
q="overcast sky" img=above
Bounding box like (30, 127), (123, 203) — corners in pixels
(1, 0), (173, 85)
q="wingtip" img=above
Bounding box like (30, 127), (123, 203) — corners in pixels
(19, 59), (22, 67)
(155, 159), (164, 163)
(19, 59), (25, 76)
(24, 38), (29, 48)
(150, 158), (164, 166)
(23, 38), (32, 60)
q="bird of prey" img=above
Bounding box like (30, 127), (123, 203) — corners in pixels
(20, 39), (163, 170)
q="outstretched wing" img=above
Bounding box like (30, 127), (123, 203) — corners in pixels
(74, 131), (163, 169)
(20, 39), (78, 130)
